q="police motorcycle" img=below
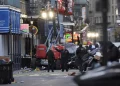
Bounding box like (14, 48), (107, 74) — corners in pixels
(80, 45), (102, 73)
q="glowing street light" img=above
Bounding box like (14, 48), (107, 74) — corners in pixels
(95, 33), (99, 37)
(116, 8), (118, 15)
(87, 32), (99, 38)
(41, 10), (54, 19)
(91, 33), (96, 37)
(30, 20), (33, 25)
(87, 33), (92, 38)
(41, 11), (47, 19)
(87, 32), (99, 44)
(73, 32), (76, 34)
(48, 11), (54, 19)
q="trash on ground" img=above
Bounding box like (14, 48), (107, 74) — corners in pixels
(12, 81), (17, 83)
(35, 67), (40, 71)
(68, 72), (76, 76)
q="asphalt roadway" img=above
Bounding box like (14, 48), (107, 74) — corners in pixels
(0, 69), (79, 86)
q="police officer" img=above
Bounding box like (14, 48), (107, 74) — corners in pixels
(76, 44), (87, 72)
(55, 48), (69, 72)
(46, 49), (55, 72)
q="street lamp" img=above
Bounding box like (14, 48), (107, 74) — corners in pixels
(41, 11), (47, 19)
(41, 10), (54, 19)
(48, 11), (54, 19)
(41, 8), (55, 47)
(30, 19), (34, 58)
(30, 20), (33, 25)
(95, 33), (99, 37)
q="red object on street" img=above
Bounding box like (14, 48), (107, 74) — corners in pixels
(51, 46), (61, 60)
(51, 45), (64, 60)
(57, 44), (65, 50)
(36, 44), (47, 59)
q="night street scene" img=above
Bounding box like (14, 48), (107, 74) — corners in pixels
(1, 0), (120, 86)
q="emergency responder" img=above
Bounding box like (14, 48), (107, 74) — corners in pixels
(46, 49), (55, 72)
(55, 47), (69, 72)
(76, 44), (87, 72)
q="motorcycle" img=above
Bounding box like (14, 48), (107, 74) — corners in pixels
(80, 49), (101, 73)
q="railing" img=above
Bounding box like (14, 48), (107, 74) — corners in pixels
(26, 0), (49, 16)
(26, 2), (40, 16)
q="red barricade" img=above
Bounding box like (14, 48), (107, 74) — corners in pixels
(36, 44), (47, 59)
(51, 45), (64, 60)
(51, 46), (60, 60)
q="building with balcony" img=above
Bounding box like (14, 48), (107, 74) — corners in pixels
(74, 0), (88, 31)
(88, 0), (120, 42)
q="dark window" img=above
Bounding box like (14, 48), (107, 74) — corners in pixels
(117, 0), (120, 15)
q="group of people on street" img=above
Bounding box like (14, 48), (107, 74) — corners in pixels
(33, 41), (120, 73)
(76, 41), (120, 73)
(46, 47), (69, 72)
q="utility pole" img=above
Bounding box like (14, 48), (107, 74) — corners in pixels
(30, 17), (34, 59)
(101, 0), (108, 66)
(9, 23), (13, 61)
(55, 1), (60, 43)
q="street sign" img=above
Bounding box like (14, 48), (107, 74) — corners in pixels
(20, 24), (29, 33)
(29, 26), (38, 35)
(0, 10), (9, 28)
(0, 7), (20, 33)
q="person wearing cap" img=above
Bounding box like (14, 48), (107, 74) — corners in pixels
(55, 47), (69, 72)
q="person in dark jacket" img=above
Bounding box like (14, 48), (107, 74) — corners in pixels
(77, 36), (80, 45)
(55, 47), (69, 72)
(32, 45), (37, 58)
(46, 49), (55, 72)
(107, 43), (119, 62)
(76, 44), (87, 72)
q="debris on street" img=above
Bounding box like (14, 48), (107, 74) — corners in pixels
(68, 72), (76, 76)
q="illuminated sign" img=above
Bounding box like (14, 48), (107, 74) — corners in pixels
(65, 32), (79, 42)
(20, 24), (29, 33)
